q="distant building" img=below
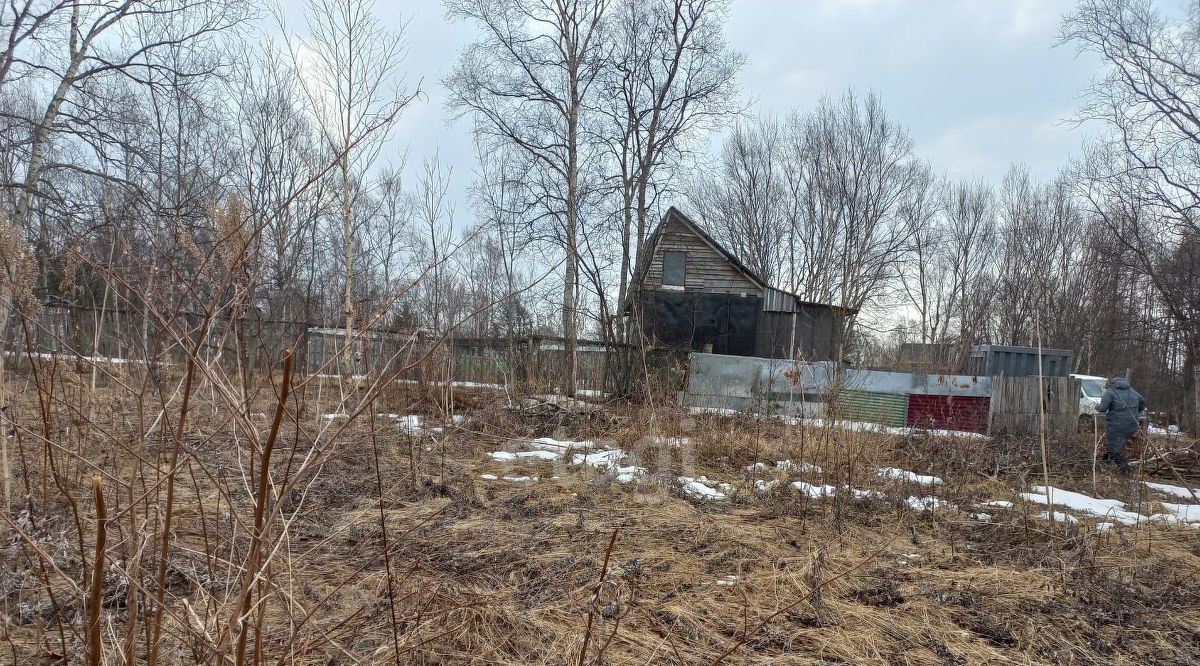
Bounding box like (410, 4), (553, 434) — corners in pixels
(896, 342), (958, 372)
(626, 207), (855, 361)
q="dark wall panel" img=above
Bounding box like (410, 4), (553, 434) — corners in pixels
(641, 291), (760, 356)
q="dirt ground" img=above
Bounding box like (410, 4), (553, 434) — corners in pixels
(2, 376), (1199, 665)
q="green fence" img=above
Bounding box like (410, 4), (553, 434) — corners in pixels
(836, 389), (909, 428)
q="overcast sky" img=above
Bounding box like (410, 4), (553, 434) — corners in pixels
(282, 0), (1146, 222)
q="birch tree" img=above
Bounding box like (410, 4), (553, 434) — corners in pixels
(446, 0), (611, 396)
(299, 0), (419, 374)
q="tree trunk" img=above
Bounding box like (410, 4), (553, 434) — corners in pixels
(1192, 336), (1200, 436)
(341, 153), (355, 380)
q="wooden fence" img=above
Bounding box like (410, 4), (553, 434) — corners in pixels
(989, 376), (1080, 436)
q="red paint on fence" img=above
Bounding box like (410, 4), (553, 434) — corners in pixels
(906, 394), (990, 434)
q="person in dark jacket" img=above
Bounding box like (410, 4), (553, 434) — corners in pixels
(1095, 377), (1146, 475)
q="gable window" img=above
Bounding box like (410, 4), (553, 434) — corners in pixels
(662, 251), (686, 290)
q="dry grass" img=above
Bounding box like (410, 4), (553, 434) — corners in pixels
(2, 368), (1200, 665)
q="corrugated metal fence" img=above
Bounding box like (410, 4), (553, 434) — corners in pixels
(683, 352), (1078, 435)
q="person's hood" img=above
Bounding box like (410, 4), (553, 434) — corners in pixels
(1111, 378), (1131, 390)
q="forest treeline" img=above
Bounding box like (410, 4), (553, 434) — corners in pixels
(0, 0), (1196, 423)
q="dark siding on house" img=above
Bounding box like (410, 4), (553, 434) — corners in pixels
(644, 215), (761, 295)
(754, 304), (843, 360)
(641, 291), (760, 356)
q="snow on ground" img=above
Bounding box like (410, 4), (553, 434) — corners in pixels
(1019, 486), (1147, 526)
(479, 474), (498, 481)
(572, 449), (627, 468)
(1040, 511), (1079, 525)
(502, 475), (537, 482)
(983, 500), (1014, 509)
(678, 477), (726, 500)
(489, 450), (559, 462)
(613, 466), (643, 484)
(1144, 481), (1200, 500)
(971, 513), (992, 522)
(1147, 424), (1183, 438)
(754, 479), (781, 493)
(778, 416), (989, 440)
(1159, 502), (1200, 523)
(486, 437), (648, 483)
(877, 467), (944, 486)
(906, 496), (949, 512)
(529, 437), (596, 454)
(792, 481), (838, 498)
(1095, 522), (1115, 532)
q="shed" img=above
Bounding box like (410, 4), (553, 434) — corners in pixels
(968, 344), (1073, 378)
(627, 207), (855, 361)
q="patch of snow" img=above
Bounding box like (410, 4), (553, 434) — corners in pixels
(781, 416), (989, 440)
(678, 477), (726, 500)
(972, 513), (992, 522)
(1095, 522), (1115, 532)
(573, 449), (626, 468)
(489, 450), (559, 462)
(502, 475), (537, 482)
(451, 414), (469, 425)
(715, 575), (738, 586)
(877, 467), (944, 486)
(848, 487), (886, 500)
(792, 481), (838, 498)
(744, 462), (770, 473)
(530, 437), (596, 453)
(983, 500), (1013, 509)
(1143, 481), (1200, 500)
(1040, 511), (1078, 525)
(322, 413), (347, 420)
(614, 466), (644, 484)
(1020, 486), (1147, 526)
(905, 496), (949, 512)
(479, 474), (498, 481)
(1160, 502), (1200, 523)
(754, 479), (781, 493)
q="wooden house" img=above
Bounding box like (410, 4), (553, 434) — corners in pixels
(627, 207), (855, 361)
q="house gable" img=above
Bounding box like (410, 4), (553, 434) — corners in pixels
(636, 208), (763, 296)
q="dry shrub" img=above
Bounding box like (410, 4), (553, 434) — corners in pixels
(3, 372), (1200, 665)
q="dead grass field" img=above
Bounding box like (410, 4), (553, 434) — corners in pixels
(1, 368), (1199, 665)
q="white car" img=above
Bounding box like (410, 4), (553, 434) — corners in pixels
(1071, 374), (1108, 430)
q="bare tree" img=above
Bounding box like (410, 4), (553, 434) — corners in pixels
(695, 117), (786, 284)
(1063, 0), (1200, 428)
(446, 0), (611, 396)
(600, 0), (741, 339)
(298, 0), (419, 375)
